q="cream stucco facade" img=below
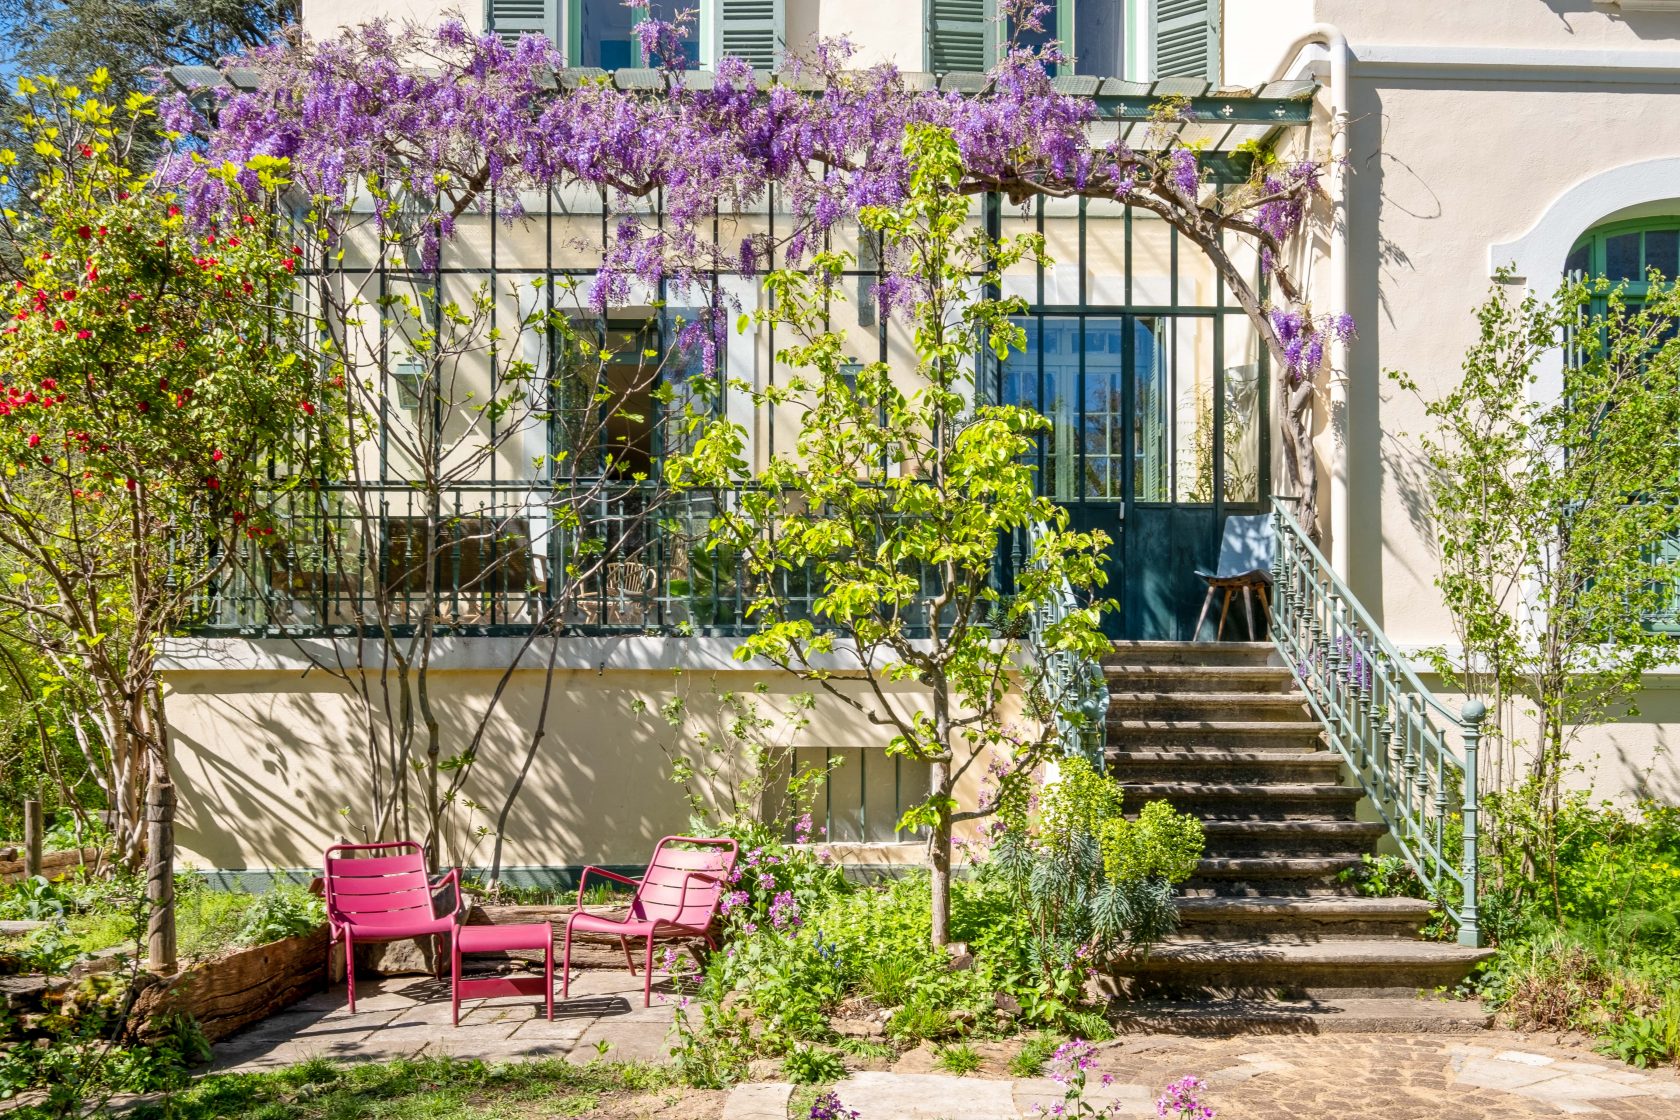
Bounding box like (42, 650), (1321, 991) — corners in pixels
(162, 0), (1680, 877)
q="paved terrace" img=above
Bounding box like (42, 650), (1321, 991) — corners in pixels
(209, 972), (1680, 1119)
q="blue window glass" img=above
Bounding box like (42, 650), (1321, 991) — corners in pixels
(581, 0), (635, 69)
(1607, 232), (1642, 281)
(1646, 230), (1679, 280)
(1074, 0), (1124, 78)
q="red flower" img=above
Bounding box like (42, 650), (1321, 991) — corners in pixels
(158, 377), (169, 391)
(206, 477), (220, 490)
(76, 225), (91, 240)
(136, 401), (149, 413)
(167, 205), (181, 217)
(211, 449), (224, 463)
(97, 226), (106, 236)
(125, 478), (136, 491)
(61, 290), (75, 301)
(27, 434), (39, 448)
(75, 329), (91, 340)
(51, 319), (66, 331)
(299, 400), (316, 416)
(40, 379), (55, 390)
(78, 145), (91, 158)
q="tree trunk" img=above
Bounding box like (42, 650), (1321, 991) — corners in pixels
(146, 773), (177, 973)
(928, 754), (952, 947)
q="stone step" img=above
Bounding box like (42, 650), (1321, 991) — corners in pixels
(1110, 995), (1491, 1035)
(1107, 937), (1494, 999)
(1184, 856), (1366, 897)
(1105, 640), (1278, 668)
(1120, 782), (1365, 822)
(1103, 664), (1299, 693)
(1173, 896), (1435, 939)
(1105, 720), (1324, 752)
(1197, 819), (1386, 859)
(1106, 691), (1310, 722)
(1106, 750), (1346, 784)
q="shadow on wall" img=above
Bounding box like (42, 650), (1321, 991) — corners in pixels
(1543, 0), (1680, 36)
(1595, 688), (1680, 805)
(166, 667), (896, 873)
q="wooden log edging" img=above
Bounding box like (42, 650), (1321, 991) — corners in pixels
(0, 847), (103, 884)
(129, 925), (329, 1043)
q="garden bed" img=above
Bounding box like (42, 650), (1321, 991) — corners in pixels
(130, 924), (329, 1043)
(0, 845), (102, 884)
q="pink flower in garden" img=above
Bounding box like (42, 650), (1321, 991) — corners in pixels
(27, 434), (39, 447)
(1155, 1076), (1215, 1120)
(51, 319), (65, 331)
(75, 330), (90, 340)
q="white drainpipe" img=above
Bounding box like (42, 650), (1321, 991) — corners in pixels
(1270, 25), (1351, 577)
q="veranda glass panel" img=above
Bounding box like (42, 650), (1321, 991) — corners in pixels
(1083, 317), (1126, 499)
(1173, 316), (1214, 503)
(1084, 197), (1127, 305)
(1132, 317), (1168, 501)
(1223, 312), (1263, 503)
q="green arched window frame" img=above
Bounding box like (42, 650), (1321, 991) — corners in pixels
(1565, 216), (1680, 298)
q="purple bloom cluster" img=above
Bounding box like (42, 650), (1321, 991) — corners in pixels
(1155, 1076), (1216, 1120)
(807, 1090), (859, 1120)
(768, 889), (802, 930)
(1268, 307), (1357, 387)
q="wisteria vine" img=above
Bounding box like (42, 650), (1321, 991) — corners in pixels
(157, 0), (1348, 529)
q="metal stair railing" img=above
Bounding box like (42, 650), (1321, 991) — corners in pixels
(1270, 498), (1487, 948)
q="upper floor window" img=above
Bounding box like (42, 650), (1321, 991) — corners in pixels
(927, 1), (1212, 80)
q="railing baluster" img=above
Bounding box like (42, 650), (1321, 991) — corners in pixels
(1266, 499), (1484, 947)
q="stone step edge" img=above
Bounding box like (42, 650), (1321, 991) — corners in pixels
(1119, 782), (1364, 799)
(1200, 820), (1385, 834)
(1106, 720), (1322, 733)
(1110, 996), (1491, 1035)
(1174, 896), (1435, 919)
(1194, 856), (1366, 876)
(1107, 750), (1344, 765)
(1115, 940), (1494, 966)
(1106, 691), (1308, 705)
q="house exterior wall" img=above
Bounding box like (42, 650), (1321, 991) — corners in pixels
(174, 0), (1680, 877)
(165, 640), (1008, 874)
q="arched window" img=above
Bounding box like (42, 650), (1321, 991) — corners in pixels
(1566, 217), (1680, 295)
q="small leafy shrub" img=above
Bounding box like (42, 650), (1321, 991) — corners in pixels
(1009, 1032), (1062, 1078)
(886, 997), (954, 1043)
(934, 1042), (982, 1076)
(234, 884), (326, 946)
(0, 876), (68, 921)
(1479, 931), (1611, 1033)
(1340, 854), (1424, 899)
(782, 1045), (847, 1084)
(985, 759), (1203, 1028)
(859, 955), (917, 1008)
(1598, 1014), (1672, 1069)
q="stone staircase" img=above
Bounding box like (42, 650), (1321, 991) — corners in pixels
(1100, 640), (1494, 1034)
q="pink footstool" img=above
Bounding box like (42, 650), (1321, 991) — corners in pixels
(451, 921), (554, 1026)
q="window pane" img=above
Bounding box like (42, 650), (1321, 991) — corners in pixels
(647, 2), (699, 67)
(581, 0), (635, 69)
(1011, 1), (1059, 76)
(1042, 319), (1080, 500)
(1607, 232), (1641, 281)
(1084, 318), (1125, 499)
(1132, 317), (1168, 501)
(1223, 314), (1262, 504)
(1646, 229), (1680, 280)
(1173, 316), (1214, 503)
(1074, 0), (1124, 77)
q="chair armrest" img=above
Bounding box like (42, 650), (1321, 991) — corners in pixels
(575, 865), (642, 910)
(430, 867), (464, 924)
(673, 869), (723, 920)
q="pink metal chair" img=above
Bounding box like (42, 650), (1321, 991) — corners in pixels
(561, 835), (738, 1007)
(323, 840), (463, 1013)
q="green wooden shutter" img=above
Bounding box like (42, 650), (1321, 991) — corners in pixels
(926, 0), (996, 73)
(716, 0), (785, 71)
(488, 0), (558, 46)
(1152, 0), (1219, 80)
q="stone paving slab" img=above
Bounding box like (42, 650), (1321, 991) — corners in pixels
(837, 1072), (1018, 1119)
(720, 1082), (793, 1120)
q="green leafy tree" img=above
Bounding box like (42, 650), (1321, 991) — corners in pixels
(0, 73), (331, 967)
(667, 125), (1111, 946)
(1391, 272), (1680, 919)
